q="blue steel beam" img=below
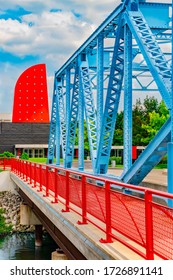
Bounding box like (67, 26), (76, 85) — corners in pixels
(48, 0), (172, 184)
(122, 118), (171, 185)
(55, 3), (124, 77)
(121, 1), (172, 184)
(55, 89), (61, 166)
(78, 68), (84, 171)
(95, 17), (124, 174)
(79, 54), (97, 169)
(123, 24), (132, 173)
(65, 65), (80, 168)
(47, 78), (57, 164)
(56, 78), (67, 163)
(167, 0), (173, 205)
(66, 68), (71, 138)
(124, 8), (171, 108)
(97, 33), (104, 147)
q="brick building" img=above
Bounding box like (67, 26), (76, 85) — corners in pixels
(0, 122), (50, 156)
(0, 64), (50, 157)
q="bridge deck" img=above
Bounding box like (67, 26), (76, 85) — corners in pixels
(11, 172), (145, 260)
(1, 158), (173, 260)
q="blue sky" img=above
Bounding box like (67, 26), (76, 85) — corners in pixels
(0, 0), (170, 114)
(0, 0), (120, 114)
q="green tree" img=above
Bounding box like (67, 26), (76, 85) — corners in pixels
(141, 100), (169, 144)
(113, 111), (123, 145)
(132, 98), (147, 145)
(143, 95), (159, 114)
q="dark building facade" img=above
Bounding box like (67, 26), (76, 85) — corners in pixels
(0, 122), (50, 156)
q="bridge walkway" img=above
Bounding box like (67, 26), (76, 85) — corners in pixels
(11, 172), (144, 260)
(0, 158), (173, 260)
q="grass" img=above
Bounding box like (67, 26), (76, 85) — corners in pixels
(29, 158), (48, 164)
(0, 208), (12, 234)
(28, 158), (167, 169)
(29, 158), (78, 164)
(154, 163), (167, 169)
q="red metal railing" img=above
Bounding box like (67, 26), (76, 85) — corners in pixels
(0, 157), (13, 170)
(2, 158), (173, 260)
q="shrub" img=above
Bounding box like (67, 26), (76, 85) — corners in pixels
(0, 151), (14, 158)
(20, 152), (29, 160)
(109, 156), (122, 165)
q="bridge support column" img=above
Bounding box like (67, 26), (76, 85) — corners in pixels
(51, 249), (68, 260)
(20, 204), (42, 225)
(35, 225), (43, 247)
(20, 204), (43, 246)
(168, 143), (173, 207)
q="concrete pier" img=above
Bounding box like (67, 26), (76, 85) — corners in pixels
(51, 249), (68, 260)
(35, 225), (43, 247)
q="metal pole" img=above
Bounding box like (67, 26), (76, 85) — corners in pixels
(167, 2), (173, 207)
(78, 57), (84, 170)
(123, 24), (132, 172)
(97, 33), (104, 148)
(56, 83), (61, 166)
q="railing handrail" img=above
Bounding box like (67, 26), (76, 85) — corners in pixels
(6, 158), (173, 260)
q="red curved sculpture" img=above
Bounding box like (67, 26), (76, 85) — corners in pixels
(12, 64), (49, 123)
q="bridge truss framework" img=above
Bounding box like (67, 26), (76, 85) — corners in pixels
(48, 0), (173, 193)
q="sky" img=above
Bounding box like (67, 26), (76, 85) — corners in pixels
(0, 0), (171, 114)
(0, 0), (123, 114)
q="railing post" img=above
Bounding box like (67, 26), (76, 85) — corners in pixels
(38, 164), (42, 192)
(52, 168), (58, 203)
(22, 161), (24, 178)
(11, 158), (13, 172)
(3, 158), (5, 171)
(100, 181), (113, 243)
(20, 160), (22, 177)
(10, 158), (12, 171)
(30, 162), (32, 185)
(24, 161), (26, 181)
(145, 190), (154, 260)
(44, 165), (49, 197)
(62, 170), (70, 212)
(16, 160), (18, 175)
(26, 161), (29, 182)
(78, 175), (87, 224)
(32, 163), (36, 188)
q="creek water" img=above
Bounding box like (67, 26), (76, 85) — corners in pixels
(0, 232), (57, 260)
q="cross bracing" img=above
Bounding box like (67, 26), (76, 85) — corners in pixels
(48, 0), (172, 186)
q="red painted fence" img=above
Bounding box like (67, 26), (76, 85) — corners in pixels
(1, 158), (173, 260)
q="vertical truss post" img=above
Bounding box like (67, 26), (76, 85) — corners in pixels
(123, 24), (132, 173)
(66, 68), (71, 136)
(96, 18), (124, 174)
(56, 83), (61, 166)
(79, 53), (97, 170)
(97, 33), (104, 148)
(57, 77), (67, 165)
(47, 78), (57, 164)
(167, 1), (173, 207)
(65, 65), (80, 168)
(78, 61), (84, 170)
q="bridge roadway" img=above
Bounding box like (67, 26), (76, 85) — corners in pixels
(11, 172), (147, 260)
(10, 167), (167, 260)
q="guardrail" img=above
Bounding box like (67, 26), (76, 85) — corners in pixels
(0, 157), (13, 170)
(2, 158), (173, 260)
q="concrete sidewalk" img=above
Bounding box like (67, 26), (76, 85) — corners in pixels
(107, 168), (168, 192)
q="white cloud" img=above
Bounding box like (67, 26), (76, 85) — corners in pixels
(0, 0), (171, 113)
(0, 10), (94, 61)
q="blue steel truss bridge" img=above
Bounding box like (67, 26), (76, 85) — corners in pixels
(47, 0), (173, 194)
